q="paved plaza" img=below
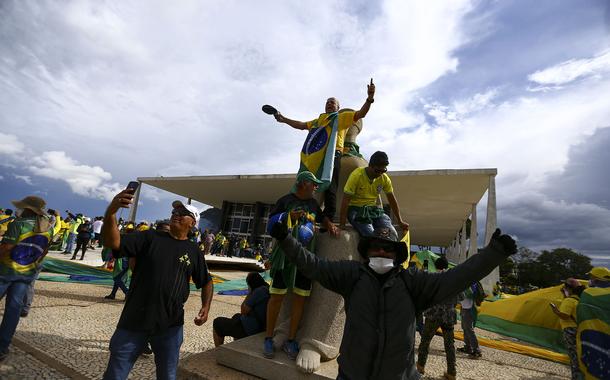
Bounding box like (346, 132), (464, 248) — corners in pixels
(0, 250), (570, 379)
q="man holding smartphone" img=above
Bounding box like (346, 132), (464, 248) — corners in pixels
(101, 184), (213, 380)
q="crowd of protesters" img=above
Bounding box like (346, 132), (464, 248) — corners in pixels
(2, 81), (607, 380)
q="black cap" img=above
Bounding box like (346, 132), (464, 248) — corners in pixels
(357, 227), (408, 264)
(369, 151), (389, 166)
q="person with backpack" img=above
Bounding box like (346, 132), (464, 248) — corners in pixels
(71, 218), (93, 260)
(458, 281), (486, 358)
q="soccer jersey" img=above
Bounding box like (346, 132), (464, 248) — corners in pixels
(559, 296), (579, 330)
(305, 111), (355, 153)
(343, 167), (394, 207)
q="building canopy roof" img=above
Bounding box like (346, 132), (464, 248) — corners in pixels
(139, 168), (496, 247)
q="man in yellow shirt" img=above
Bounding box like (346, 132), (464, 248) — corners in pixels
(273, 79), (376, 220)
(339, 151), (409, 238)
(550, 278), (585, 380)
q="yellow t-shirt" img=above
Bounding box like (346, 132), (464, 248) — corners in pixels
(306, 111), (355, 152)
(344, 167), (394, 207)
(558, 296), (579, 330)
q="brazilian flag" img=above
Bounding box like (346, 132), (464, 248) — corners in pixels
(576, 287), (610, 379)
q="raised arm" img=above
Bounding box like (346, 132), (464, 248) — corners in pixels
(101, 189), (134, 250)
(354, 78), (375, 122)
(407, 229), (516, 311)
(274, 113), (308, 130)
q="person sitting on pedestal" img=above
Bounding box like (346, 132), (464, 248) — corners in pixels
(213, 272), (270, 346)
(263, 171), (338, 360)
(339, 151), (409, 237)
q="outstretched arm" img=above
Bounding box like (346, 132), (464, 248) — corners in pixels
(406, 230), (516, 311)
(354, 78), (375, 122)
(274, 113), (308, 130)
(101, 189), (134, 250)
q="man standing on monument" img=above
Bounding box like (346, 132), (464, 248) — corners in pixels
(101, 189), (213, 380)
(273, 79), (376, 219)
(263, 171), (339, 360)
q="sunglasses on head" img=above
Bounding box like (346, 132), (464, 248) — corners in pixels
(369, 239), (396, 252)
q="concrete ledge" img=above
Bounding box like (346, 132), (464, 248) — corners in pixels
(179, 334), (338, 380)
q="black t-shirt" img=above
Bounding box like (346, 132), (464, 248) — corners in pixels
(115, 230), (212, 333)
(270, 193), (324, 223)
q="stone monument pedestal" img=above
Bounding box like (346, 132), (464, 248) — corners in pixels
(178, 333), (338, 380)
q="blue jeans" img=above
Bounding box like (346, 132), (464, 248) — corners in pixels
(103, 325), (184, 380)
(347, 209), (397, 237)
(0, 278), (32, 352)
(65, 232), (77, 253)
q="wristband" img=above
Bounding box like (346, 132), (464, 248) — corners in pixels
(366, 98), (374, 103)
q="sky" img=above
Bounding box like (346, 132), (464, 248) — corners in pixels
(1, 0), (609, 265)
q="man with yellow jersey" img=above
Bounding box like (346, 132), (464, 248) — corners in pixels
(274, 79), (376, 220)
(340, 151), (409, 238)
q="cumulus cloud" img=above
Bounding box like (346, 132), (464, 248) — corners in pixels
(0, 133), (25, 155)
(527, 49), (610, 90)
(29, 151), (122, 201)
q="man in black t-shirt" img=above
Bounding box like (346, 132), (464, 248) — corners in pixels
(101, 190), (213, 380)
(263, 171), (339, 360)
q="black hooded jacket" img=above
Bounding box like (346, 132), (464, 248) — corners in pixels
(278, 236), (509, 380)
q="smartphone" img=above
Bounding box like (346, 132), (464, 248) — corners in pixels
(126, 181), (140, 193)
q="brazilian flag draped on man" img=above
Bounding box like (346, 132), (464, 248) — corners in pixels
(299, 111), (355, 191)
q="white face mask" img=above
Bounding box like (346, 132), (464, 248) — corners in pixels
(368, 257), (395, 274)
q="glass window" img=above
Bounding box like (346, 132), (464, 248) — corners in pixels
(234, 204), (243, 216)
(232, 218), (241, 230)
(243, 205), (252, 217)
(240, 220), (250, 233)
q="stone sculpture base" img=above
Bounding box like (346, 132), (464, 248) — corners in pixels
(178, 333), (338, 380)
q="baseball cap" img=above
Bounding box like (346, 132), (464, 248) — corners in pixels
(291, 171), (324, 193)
(588, 267), (610, 281)
(172, 200), (200, 224)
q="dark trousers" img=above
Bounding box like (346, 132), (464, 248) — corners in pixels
(460, 307), (479, 353)
(72, 238), (90, 259)
(322, 151), (342, 220)
(417, 319), (456, 375)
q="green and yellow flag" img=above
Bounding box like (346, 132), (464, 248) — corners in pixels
(576, 286), (610, 379)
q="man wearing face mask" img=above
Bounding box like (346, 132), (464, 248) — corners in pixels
(268, 221), (517, 380)
(101, 190), (213, 380)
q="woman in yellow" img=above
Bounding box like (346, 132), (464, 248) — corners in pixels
(550, 278), (585, 380)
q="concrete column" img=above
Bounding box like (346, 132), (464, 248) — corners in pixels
(128, 181), (142, 223)
(484, 175), (497, 245)
(469, 203), (477, 258)
(459, 220), (467, 260)
(482, 175), (498, 294)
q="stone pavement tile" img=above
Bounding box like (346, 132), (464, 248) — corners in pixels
(0, 344), (70, 380)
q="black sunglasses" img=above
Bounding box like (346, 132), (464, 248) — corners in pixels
(369, 239), (396, 252)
